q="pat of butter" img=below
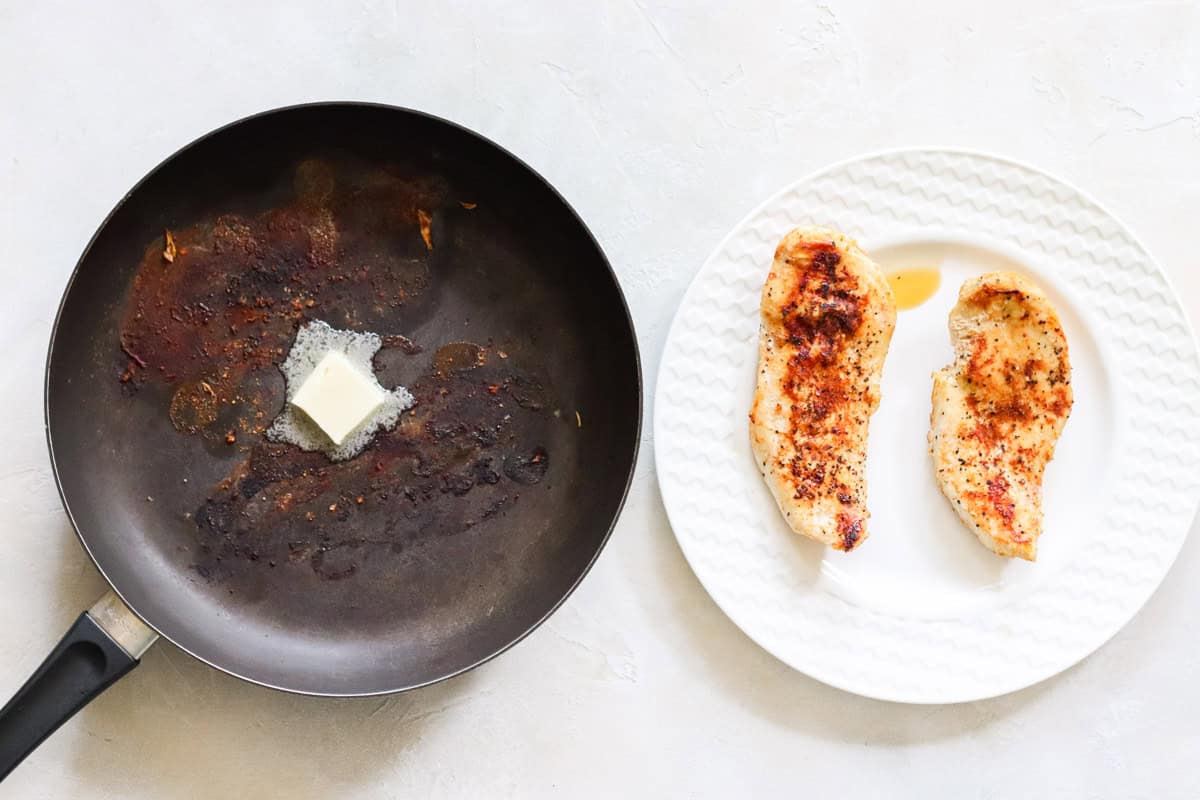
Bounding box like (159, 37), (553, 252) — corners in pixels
(291, 351), (387, 445)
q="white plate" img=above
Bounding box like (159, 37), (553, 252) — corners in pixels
(654, 148), (1200, 703)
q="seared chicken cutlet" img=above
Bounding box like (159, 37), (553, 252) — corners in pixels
(750, 227), (896, 551)
(930, 272), (1073, 561)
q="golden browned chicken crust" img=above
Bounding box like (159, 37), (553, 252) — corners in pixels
(749, 226), (896, 551)
(929, 272), (1073, 560)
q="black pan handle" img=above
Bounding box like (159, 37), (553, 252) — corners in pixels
(0, 591), (157, 780)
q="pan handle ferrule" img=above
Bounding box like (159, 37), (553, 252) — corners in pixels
(87, 591), (159, 658)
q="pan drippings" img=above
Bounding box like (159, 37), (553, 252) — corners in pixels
(119, 157), (446, 439)
(117, 158), (558, 599)
(194, 341), (550, 585)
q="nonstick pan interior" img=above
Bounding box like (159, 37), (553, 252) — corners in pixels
(45, 104), (640, 694)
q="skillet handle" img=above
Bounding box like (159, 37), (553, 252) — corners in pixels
(0, 591), (157, 781)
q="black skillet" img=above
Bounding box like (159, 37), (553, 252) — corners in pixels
(0, 103), (641, 778)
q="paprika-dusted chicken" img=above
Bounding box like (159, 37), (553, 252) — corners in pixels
(749, 226), (896, 552)
(929, 272), (1073, 561)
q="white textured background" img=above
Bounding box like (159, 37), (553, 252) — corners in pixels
(1, 2), (1198, 798)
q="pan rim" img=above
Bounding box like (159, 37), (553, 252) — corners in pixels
(43, 100), (643, 697)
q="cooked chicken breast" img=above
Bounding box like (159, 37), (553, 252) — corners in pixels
(929, 272), (1073, 561)
(749, 226), (896, 551)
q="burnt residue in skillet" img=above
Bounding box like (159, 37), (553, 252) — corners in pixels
(193, 345), (551, 584)
(116, 158), (557, 607)
(118, 157), (448, 439)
